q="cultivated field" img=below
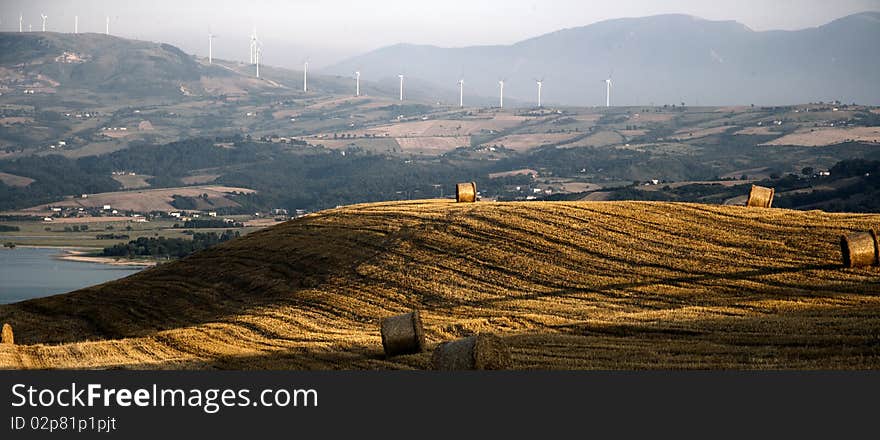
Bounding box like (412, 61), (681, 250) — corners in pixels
(365, 117), (527, 138)
(563, 130), (623, 148)
(486, 133), (580, 151)
(1, 200), (879, 370)
(180, 174), (221, 185)
(112, 174), (152, 189)
(760, 127), (880, 147)
(310, 137), (401, 153)
(0, 217), (263, 249)
(670, 125), (736, 140)
(394, 136), (470, 154)
(22, 185), (255, 213)
(734, 126), (779, 136)
(0, 172), (35, 187)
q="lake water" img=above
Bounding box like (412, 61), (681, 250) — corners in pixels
(0, 247), (144, 304)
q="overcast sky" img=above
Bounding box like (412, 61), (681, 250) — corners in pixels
(2, 0), (878, 67)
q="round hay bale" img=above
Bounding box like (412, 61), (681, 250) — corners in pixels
(746, 185), (775, 208)
(432, 333), (511, 370)
(380, 311), (425, 357)
(840, 229), (879, 268)
(1, 323), (12, 345)
(455, 182), (477, 203)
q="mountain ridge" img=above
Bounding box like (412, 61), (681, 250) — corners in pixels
(324, 12), (880, 106)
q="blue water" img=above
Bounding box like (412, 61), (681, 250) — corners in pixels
(0, 247), (144, 304)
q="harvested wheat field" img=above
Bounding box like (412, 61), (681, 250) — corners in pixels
(1, 200), (879, 370)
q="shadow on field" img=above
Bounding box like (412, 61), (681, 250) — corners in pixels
(361, 262), (871, 311)
(112, 342), (433, 370)
(478, 263), (857, 305)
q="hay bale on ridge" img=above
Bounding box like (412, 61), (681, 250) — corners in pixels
(746, 185), (775, 208)
(1, 323), (13, 345)
(380, 311), (425, 357)
(840, 229), (879, 268)
(432, 333), (511, 370)
(456, 182), (477, 203)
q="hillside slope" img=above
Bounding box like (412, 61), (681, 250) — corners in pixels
(325, 12), (880, 106)
(1, 200), (879, 369)
(0, 31), (453, 104)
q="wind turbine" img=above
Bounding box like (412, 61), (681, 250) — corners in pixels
(40, 14), (47, 32)
(105, 16), (110, 35)
(74, 16), (78, 34)
(249, 28), (258, 64)
(498, 80), (505, 109)
(604, 76), (613, 107)
(458, 79), (464, 108)
(18, 14), (22, 32)
(303, 61), (308, 93)
(255, 45), (262, 78)
(208, 33), (216, 64)
(355, 71), (361, 97)
(398, 74), (404, 101)
(536, 79), (544, 108)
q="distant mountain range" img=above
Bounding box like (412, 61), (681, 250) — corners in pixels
(2, 13), (878, 108)
(324, 12), (880, 106)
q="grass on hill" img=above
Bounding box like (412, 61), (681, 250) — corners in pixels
(1, 199), (879, 369)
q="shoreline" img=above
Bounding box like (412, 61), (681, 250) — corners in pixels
(57, 249), (157, 267)
(15, 245), (159, 267)
(4, 245), (157, 267)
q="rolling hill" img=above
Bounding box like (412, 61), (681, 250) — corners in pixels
(324, 12), (880, 106)
(1, 199), (879, 369)
(0, 31), (483, 156)
(0, 31), (459, 104)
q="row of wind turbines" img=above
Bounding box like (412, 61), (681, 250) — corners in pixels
(355, 74), (611, 109)
(14, 13), (113, 35)
(231, 28), (615, 108)
(16, 15), (615, 109)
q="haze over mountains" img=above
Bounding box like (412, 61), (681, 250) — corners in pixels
(325, 13), (880, 107)
(3, 12), (877, 107)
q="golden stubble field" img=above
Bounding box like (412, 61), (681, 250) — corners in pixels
(1, 200), (879, 370)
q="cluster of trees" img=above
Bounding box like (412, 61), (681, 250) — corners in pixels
(775, 159), (880, 212)
(101, 230), (240, 259)
(0, 225), (19, 232)
(0, 137), (267, 211)
(180, 219), (242, 228)
(95, 233), (130, 240)
(0, 155), (121, 211)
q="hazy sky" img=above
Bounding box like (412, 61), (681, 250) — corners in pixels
(2, 0), (879, 67)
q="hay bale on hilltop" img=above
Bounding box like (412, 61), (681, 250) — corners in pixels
(456, 182), (477, 203)
(380, 311), (425, 357)
(432, 333), (511, 370)
(840, 229), (879, 268)
(1, 323), (13, 345)
(746, 185), (775, 208)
